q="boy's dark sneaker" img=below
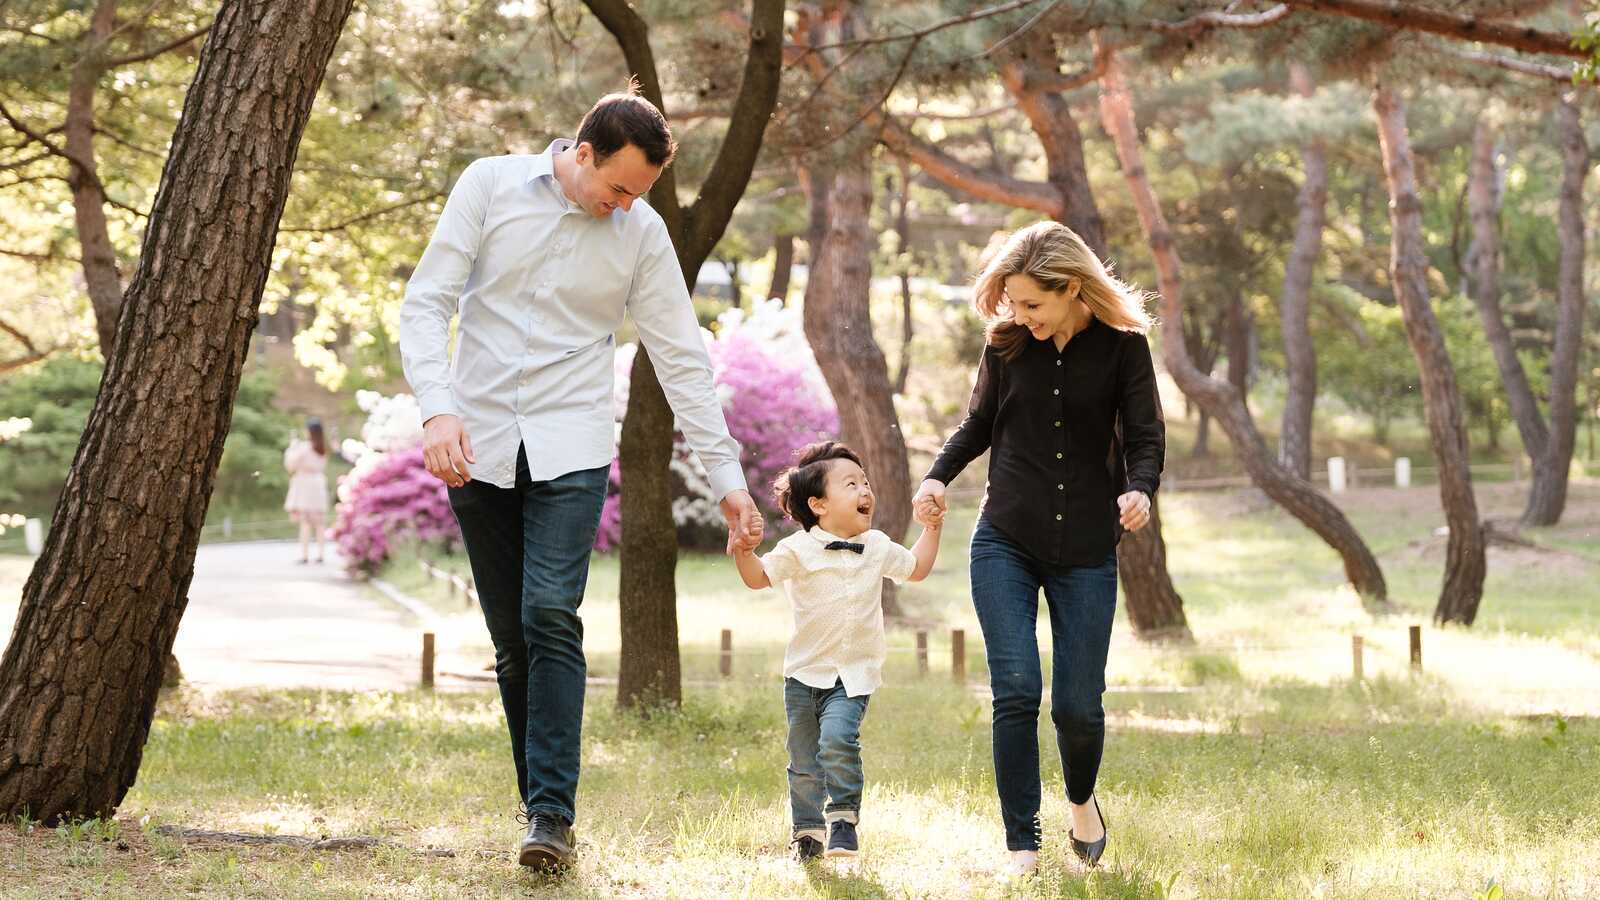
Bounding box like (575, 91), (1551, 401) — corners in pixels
(791, 833), (824, 861)
(825, 820), (858, 858)
(518, 812), (575, 870)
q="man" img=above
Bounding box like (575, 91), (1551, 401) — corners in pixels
(399, 89), (762, 870)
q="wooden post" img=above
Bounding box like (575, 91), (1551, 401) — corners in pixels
(1351, 635), (1364, 681)
(1409, 625), (1422, 673)
(951, 628), (966, 683)
(720, 629), (733, 678)
(421, 632), (435, 689)
(916, 631), (929, 677)
(1395, 457), (1411, 488)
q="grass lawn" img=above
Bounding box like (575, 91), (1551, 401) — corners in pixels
(2, 480), (1597, 897)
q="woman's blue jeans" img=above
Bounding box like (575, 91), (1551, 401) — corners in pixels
(969, 517), (1118, 851)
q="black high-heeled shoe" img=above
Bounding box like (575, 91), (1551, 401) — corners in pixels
(1068, 795), (1107, 866)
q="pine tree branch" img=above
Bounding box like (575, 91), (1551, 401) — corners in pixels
(1280, 0), (1587, 59)
(101, 23), (211, 68)
(1153, 3), (1289, 37)
(280, 192), (445, 234)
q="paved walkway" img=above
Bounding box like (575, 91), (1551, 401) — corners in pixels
(1, 542), (437, 691)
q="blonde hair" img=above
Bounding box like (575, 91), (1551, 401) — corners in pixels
(973, 221), (1153, 360)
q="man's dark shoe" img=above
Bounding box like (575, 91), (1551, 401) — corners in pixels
(790, 833), (824, 861)
(825, 820), (858, 858)
(518, 812), (575, 870)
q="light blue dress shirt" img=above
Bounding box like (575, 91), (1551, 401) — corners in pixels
(399, 139), (746, 497)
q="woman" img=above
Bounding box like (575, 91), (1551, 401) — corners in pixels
(283, 417), (330, 564)
(913, 221), (1163, 876)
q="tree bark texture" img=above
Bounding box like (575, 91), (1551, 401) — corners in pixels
(0, 0), (355, 823)
(66, 0), (126, 355)
(1277, 62), (1325, 481)
(1372, 83), (1485, 624)
(1099, 42), (1389, 609)
(768, 232), (795, 302)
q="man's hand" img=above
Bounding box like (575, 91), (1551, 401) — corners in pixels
(423, 414), (474, 488)
(1117, 491), (1151, 532)
(912, 478), (947, 527)
(720, 489), (763, 555)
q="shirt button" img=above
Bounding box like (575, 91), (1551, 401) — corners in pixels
(1057, 483), (1064, 490)
(1056, 452), (1063, 459)
(1053, 388), (1060, 396)
(1056, 359), (1062, 366)
(1055, 420), (1062, 427)
(1056, 514), (1063, 521)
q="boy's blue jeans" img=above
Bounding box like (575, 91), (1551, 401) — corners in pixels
(784, 677), (869, 835)
(447, 445), (608, 826)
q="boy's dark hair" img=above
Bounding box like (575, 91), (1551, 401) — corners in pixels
(576, 84), (677, 168)
(773, 441), (865, 532)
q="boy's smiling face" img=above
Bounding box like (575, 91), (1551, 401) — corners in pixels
(807, 458), (874, 539)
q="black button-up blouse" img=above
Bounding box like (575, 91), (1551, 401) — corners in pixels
(925, 318), (1166, 567)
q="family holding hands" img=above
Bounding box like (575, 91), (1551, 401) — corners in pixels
(399, 89), (1163, 879)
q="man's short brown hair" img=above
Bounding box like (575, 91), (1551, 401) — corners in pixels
(576, 87), (677, 168)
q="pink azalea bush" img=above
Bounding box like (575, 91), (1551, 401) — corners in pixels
(329, 445), (459, 573)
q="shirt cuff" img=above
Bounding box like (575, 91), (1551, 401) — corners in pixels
(417, 388), (456, 425)
(706, 460), (749, 501)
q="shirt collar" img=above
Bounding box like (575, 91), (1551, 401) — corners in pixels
(807, 525), (867, 545)
(526, 138), (573, 184)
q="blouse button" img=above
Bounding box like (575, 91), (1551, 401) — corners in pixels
(1056, 359), (1062, 366)
(1057, 483), (1064, 490)
(1053, 388), (1060, 396)
(1055, 514), (1063, 521)
(1056, 452), (1063, 459)
(1055, 420), (1062, 427)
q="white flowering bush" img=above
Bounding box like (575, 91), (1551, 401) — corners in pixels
(0, 417), (30, 537)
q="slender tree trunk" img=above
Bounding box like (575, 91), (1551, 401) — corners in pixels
(1278, 62), (1325, 480)
(1466, 120), (1550, 466)
(995, 37), (1190, 638)
(1372, 83), (1485, 624)
(1226, 292), (1251, 400)
(0, 0), (354, 823)
(582, 0), (785, 708)
(66, 0), (125, 356)
(878, 27), (1190, 639)
(1193, 409), (1212, 458)
(893, 159), (914, 395)
(801, 158), (910, 616)
(768, 232), (794, 302)
(1098, 40), (1388, 609)
(1525, 94), (1589, 525)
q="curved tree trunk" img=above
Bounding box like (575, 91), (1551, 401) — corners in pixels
(1525, 95), (1589, 525)
(800, 158), (911, 617)
(0, 0), (354, 823)
(1098, 40), (1389, 609)
(1372, 83), (1485, 624)
(1278, 62), (1325, 481)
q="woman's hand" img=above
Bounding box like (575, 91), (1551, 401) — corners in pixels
(1117, 491), (1151, 532)
(913, 478), (947, 527)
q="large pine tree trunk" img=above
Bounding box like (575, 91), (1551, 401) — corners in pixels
(1525, 95), (1589, 525)
(1277, 62), (1325, 481)
(801, 159), (911, 616)
(0, 0), (354, 823)
(1098, 41), (1388, 609)
(1372, 84), (1485, 624)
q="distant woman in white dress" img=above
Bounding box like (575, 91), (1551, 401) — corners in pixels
(283, 417), (329, 564)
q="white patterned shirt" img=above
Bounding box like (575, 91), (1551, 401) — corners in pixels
(398, 140), (745, 497)
(761, 526), (918, 697)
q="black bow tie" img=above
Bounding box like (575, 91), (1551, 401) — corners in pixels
(825, 540), (865, 554)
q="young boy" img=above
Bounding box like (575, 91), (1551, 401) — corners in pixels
(733, 441), (944, 861)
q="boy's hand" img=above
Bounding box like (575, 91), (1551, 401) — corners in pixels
(912, 478), (947, 527)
